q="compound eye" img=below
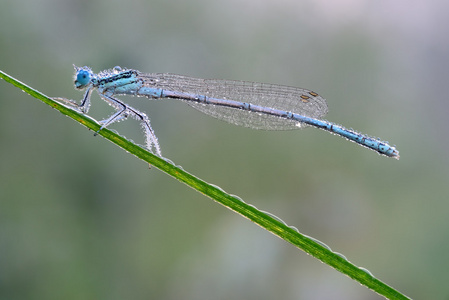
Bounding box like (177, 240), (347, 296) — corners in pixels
(75, 70), (91, 88)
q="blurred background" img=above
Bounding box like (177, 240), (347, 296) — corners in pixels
(1, 0), (448, 299)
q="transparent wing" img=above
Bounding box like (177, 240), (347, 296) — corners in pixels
(139, 73), (328, 130)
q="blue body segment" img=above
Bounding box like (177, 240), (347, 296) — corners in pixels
(62, 65), (399, 159)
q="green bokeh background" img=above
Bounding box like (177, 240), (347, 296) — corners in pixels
(1, 1), (448, 299)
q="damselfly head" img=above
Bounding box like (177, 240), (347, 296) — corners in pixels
(73, 65), (93, 89)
